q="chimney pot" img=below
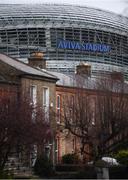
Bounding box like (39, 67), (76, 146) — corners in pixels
(76, 62), (91, 77)
(28, 52), (46, 69)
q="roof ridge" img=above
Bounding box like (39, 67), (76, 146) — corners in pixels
(35, 67), (59, 80)
(0, 53), (58, 80)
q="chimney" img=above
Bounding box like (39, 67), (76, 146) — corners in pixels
(28, 52), (46, 69)
(110, 71), (124, 82)
(76, 62), (91, 77)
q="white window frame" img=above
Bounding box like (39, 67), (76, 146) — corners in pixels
(43, 86), (49, 121)
(56, 95), (61, 123)
(30, 85), (37, 106)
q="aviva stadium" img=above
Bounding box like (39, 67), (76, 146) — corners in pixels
(0, 4), (128, 77)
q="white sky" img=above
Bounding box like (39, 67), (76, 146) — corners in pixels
(0, 0), (128, 15)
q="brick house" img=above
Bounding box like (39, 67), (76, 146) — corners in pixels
(21, 53), (128, 164)
(0, 53), (58, 167)
(27, 53), (94, 163)
(51, 64), (128, 164)
(0, 53), (97, 165)
(49, 64), (97, 163)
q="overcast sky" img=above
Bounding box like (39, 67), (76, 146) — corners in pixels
(0, 0), (128, 15)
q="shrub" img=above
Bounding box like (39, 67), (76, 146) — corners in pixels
(0, 170), (13, 179)
(55, 164), (81, 172)
(75, 166), (97, 179)
(62, 153), (79, 164)
(114, 150), (128, 166)
(34, 155), (54, 177)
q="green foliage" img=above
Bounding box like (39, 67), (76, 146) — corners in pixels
(34, 155), (54, 177)
(62, 153), (79, 164)
(95, 159), (110, 167)
(114, 150), (128, 166)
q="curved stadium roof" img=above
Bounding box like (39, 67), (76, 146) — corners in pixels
(0, 4), (128, 34)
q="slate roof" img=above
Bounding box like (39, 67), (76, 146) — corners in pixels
(49, 71), (96, 89)
(50, 71), (128, 93)
(0, 54), (58, 81)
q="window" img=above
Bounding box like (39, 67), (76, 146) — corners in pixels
(71, 95), (74, 107)
(30, 85), (37, 122)
(30, 144), (37, 167)
(69, 108), (73, 122)
(72, 138), (76, 152)
(55, 138), (59, 163)
(30, 85), (37, 105)
(90, 98), (96, 125)
(57, 95), (60, 109)
(70, 95), (74, 123)
(43, 87), (49, 121)
(43, 87), (49, 107)
(56, 95), (61, 123)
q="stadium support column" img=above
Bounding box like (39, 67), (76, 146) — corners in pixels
(45, 28), (51, 48)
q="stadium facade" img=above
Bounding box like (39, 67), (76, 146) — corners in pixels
(0, 4), (128, 77)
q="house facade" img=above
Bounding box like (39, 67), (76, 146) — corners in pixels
(0, 53), (58, 167)
(0, 52), (127, 168)
(51, 64), (97, 164)
(52, 65), (128, 164)
(27, 53), (95, 164)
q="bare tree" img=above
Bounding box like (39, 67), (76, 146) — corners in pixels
(0, 90), (51, 170)
(61, 75), (128, 163)
(96, 76), (128, 156)
(61, 76), (98, 162)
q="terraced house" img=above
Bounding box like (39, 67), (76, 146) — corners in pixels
(0, 53), (58, 169)
(0, 52), (128, 169)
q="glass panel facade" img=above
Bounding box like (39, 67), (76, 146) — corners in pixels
(0, 4), (128, 77)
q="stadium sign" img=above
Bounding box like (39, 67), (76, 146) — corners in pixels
(57, 40), (111, 53)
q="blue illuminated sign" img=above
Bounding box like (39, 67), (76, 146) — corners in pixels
(57, 40), (111, 53)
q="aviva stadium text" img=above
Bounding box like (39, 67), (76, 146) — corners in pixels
(57, 40), (111, 53)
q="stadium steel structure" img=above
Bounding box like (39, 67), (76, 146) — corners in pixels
(0, 4), (128, 77)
